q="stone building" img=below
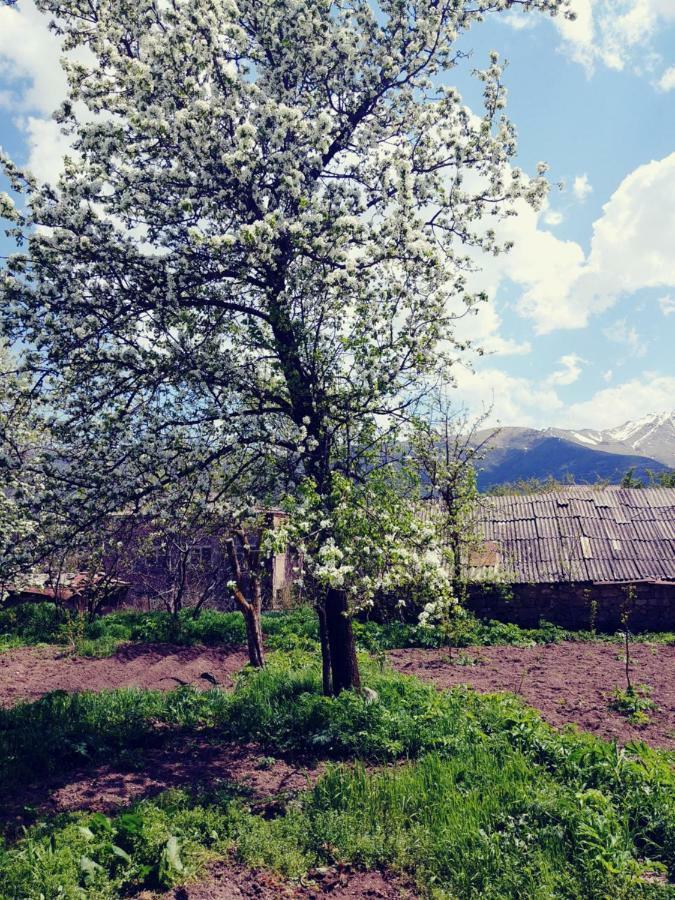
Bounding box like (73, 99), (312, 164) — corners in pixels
(6, 510), (298, 615)
(465, 486), (675, 631)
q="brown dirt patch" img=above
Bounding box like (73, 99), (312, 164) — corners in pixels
(388, 641), (675, 749)
(0, 643), (249, 706)
(0, 733), (323, 829)
(157, 862), (416, 899)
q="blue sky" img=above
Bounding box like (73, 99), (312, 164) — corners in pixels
(1, 0), (674, 430)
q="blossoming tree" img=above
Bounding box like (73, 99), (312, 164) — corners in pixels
(1, 0), (569, 692)
(0, 346), (45, 596)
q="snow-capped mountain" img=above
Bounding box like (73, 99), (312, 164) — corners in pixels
(474, 411), (675, 488)
(551, 411), (675, 467)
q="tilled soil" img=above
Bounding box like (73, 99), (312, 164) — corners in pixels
(156, 862), (416, 899)
(0, 642), (249, 706)
(0, 641), (673, 748)
(389, 641), (675, 749)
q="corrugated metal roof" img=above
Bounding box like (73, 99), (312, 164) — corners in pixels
(467, 486), (675, 585)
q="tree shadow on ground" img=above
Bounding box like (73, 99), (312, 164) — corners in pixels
(0, 729), (323, 834)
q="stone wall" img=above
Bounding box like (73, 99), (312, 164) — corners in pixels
(466, 580), (675, 632)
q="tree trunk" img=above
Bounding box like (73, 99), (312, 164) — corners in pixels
(243, 605), (265, 668)
(315, 600), (332, 695)
(324, 586), (360, 694)
(225, 536), (265, 669)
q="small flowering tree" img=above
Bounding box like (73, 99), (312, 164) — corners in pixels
(281, 470), (458, 692)
(411, 397), (496, 600)
(1, 0), (570, 691)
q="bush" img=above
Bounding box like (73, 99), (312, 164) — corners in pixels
(0, 603), (65, 647)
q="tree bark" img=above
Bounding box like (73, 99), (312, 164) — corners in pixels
(315, 600), (333, 695)
(225, 536), (265, 668)
(324, 586), (360, 694)
(243, 604), (265, 669)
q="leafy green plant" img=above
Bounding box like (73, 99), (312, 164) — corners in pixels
(609, 685), (657, 725)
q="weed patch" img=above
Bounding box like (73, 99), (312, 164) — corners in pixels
(610, 685), (658, 726)
(1, 653), (673, 886)
(0, 748), (672, 898)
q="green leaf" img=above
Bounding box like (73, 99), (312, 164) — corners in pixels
(79, 855), (104, 885)
(158, 835), (185, 886)
(111, 844), (132, 863)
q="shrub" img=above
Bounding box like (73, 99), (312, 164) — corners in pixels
(609, 685), (657, 726)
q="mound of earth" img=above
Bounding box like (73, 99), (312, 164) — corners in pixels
(0, 733), (323, 830)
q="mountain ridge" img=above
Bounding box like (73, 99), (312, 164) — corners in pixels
(475, 411), (674, 489)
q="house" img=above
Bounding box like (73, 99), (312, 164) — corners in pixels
(5, 510), (298, 615)
(465, 486), (675, 631)
(100, 509), (297, 613)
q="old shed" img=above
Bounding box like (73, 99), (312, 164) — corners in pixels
(466, 486), (675, 631)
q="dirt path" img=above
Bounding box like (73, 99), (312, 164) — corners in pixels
(389, 642), (675, 749)
(0, 643), (249, 706)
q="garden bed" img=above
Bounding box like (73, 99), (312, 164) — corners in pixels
(1, 639), (673, 749)
(0, 643), (249, 707)
(157, 861), (416, 899)
(389, 641), (675, 749)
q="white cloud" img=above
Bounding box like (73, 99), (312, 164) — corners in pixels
(658, 295), (675, 315)
(452, 365), (563, 427)
(602, 369), (613, 382)
(451, 295), (532, 358)
(657, 66), (675, 91)
(546, 353), (586, 386)
(543, 209), (564, 226)
(602, 317), (647, 357)
(0, 1), (79, 183)
(457, 364), (675, 431)
(494, 201), (587, 332)
(572, 174), (593, 202)
(501, 153), (675, 333)
(502, 12), (538, 31)
(555, 0), (675, 77)
(0, 1), (65, 115)
(21, 115), (72, 184)
(561, 373), (675, 429)
(555, 0), (610, 73)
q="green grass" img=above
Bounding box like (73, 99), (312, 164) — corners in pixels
(0, 654), (673, 896)
(306, 753), (664, 899)
(1, 602), (673, 658)
(353, 617), (675, 651)
(3, 752), (672, 899)
(0, 604), (321, 657)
